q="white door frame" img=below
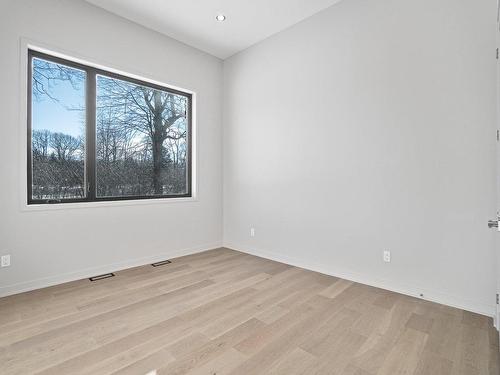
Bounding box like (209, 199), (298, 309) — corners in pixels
(496, 0), (500, 333)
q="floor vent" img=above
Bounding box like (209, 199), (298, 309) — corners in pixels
(89, 273), (115, 282)
(151, 260), (172, 267)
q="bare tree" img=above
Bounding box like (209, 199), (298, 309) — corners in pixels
(32, 59), (83, 102)
(49, 132), (82, 161)
(32, 129), (51, 159)
(97, 77), (187, 194)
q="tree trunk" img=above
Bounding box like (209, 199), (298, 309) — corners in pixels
(152, 134), (163, 194)
(151, 91), (164, 195)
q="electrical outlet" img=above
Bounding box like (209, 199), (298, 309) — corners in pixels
(250, 227), (255, 237)
(1, 254), (11, 267)
(383, 250), (391, 263)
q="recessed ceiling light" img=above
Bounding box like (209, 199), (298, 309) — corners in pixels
(215, 14), (226, 22)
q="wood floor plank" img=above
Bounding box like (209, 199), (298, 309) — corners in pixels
(318, 278), (353, 299)
(350, 297), (419, 374)
(341, 364), (374, 375)
(228, 294), (364, 375)
(157, 318), (265, 375)
(452, 323), (492, 374)
(377, 327), (428, 375)
(298, 307), (363, 357)
(234, 303), (314, 356)
(253, 304), (289, 324)
(34, 317), (193, 375)
(185, 348), (247, 375)
(414, 350), (454, 375)
(266, 347), (318, 375)
(0, 248), (497, 375)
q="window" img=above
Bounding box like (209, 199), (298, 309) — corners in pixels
(28, 50), (192, 204)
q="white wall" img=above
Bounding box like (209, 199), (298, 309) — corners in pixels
(0, 0), (223, 296)
(223, 0), (498, 316)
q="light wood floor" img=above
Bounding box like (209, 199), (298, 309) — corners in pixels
(0, 248), (498, 375)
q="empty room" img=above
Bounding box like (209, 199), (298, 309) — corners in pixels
(0, 0), (499, 374)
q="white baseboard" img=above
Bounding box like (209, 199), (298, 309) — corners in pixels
(0, 242), (222, 298)
(224, 242), (496, 319)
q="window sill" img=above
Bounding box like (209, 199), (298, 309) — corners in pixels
(21, 196), (198, 212)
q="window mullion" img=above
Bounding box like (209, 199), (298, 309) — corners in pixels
(86, 69), (97, 201)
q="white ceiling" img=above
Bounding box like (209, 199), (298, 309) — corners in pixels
(85, 0), (343, 59)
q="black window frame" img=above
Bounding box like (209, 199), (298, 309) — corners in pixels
(27, 49), (193, 205)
